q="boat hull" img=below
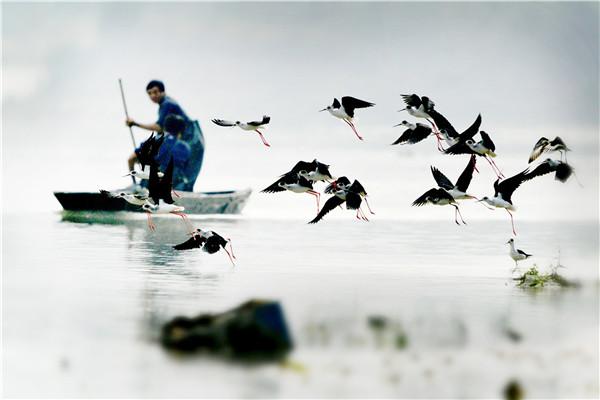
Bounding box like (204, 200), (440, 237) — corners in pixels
(54, 189), (251, 215)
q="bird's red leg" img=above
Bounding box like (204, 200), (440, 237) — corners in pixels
(488, 157), (505, 178)
(456, 205), (467, 224)
(364, 197), (375, 214)
(174, 212), (193, 233)
(453, 206), (460, 225)
(146, 212), (156, 232)
(344, 119), (363, 141)
(255, 129), (271, 147)
(307, 190), (320, 212)
(506, 209), (517, 236)
(223, 247), (236, 266)
(172, 190), (181, 198)
(227, 238), (237, 259)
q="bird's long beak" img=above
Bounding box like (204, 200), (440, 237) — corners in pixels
(398, 108), (407, 112)
(123, 173), (132, 177)
(506, 241), (511, 244)
(319, 108), (327, 112)
(393, 123), (402, 127)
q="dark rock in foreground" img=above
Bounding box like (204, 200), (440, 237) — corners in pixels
(161, 299), (293, 361)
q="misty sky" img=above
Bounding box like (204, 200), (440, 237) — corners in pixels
(2, 2), (599, 220)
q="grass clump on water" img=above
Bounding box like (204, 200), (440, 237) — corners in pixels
(514, 263), (579, 289)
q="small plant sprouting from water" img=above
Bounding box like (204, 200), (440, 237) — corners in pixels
(514, 262), (578, 289)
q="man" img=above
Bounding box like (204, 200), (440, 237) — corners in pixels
(126, 80), (205, 191)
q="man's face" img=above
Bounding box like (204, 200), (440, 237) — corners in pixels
(146, 87), (165, 104)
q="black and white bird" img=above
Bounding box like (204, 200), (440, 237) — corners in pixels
(528, 136), (570, 163)
(288, 159), (334, 182)
(211, 115), (271, 147)
(525, 158), (573, 183)
(173, 228), (236, 266)
(398, 94), (445, 149)
(430, 155), (478, 200)
(142, 159), (191, 232)
(261, 171), (321, 212)
(391, 121), (433, 146)
(320, 96), (375, 141)
(309, 177), (370, 223)
(506, 238), (532, 268)
(100, 189), (148, 206)
(478, 168), (544, 235)
(412, 188), (466, 225)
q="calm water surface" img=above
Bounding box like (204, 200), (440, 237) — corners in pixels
(3, 212), (598, 398)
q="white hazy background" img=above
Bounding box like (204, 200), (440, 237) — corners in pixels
(3, 1), (599, 221)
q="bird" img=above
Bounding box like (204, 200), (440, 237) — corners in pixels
(136, 132), (165, 171)
(173, 228), (236, 266)
(261, 171), (321, 212)
(288, 159), (334, 182)
(310, 177), (373, 223)
(528, 137), (570, 163)
(398, 94), (445, 149)
(524, 158), (574, 183)
(143, 159), (191, 232)
(444, 116), (505, 178)
(478, 168), (548, 235)
(412, 188), (466, 225)
(506, 238), (532, 268)
(430, 155), (478, 200)
(100, 189), (148, 206)
(391, 121), (433, 146)
(211, 115), (271, 147)
(320, 96), (375, 140)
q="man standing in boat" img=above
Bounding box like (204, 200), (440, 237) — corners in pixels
(125, 80), (205, 191)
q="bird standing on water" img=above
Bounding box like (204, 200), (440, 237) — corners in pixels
(320, 96), (375, 141)
(211, 115), (271, 147)
(506, 238), (532, 268)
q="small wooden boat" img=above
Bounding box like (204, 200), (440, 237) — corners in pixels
(54, 188), (252, 215)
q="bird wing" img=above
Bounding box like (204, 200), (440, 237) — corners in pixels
(349, 180), (367, 196)
(332, 98), (341, 108)
(173, 235), (206, 250)
(391, 128), (414, 145)
(528, 137), (549, 163)
(421, 96), (435, 112)
(525, 160), (573, 183)
(137, 132), (156, 171)
(412, 188), (454, 206)
(341, 96), (375, 117)
(211, 119), (237, 127)
(458, 113), (482, 142)
(158, 158), (175, 204)
(444, 141), (474, 155)
(428, 109), (458, 137)
(497, 171), (529, 203)
(455, 155), (477, 192)
(261, 172), (297, 193)
(247, 115), (270, 126)
(551, 136), (569, 150)
(308, 195), (346, 224)
(479, 131), (495, 152)
(148, 162), (162, 204)
(150, 134), (165, 158)
(288, 160), (315, 174)
(517, 249), (532, 257)
(345, 192), (363, 210)
(400, 94), (422, 108)
(315, 161), (333, 179)
(430, 166), (454, 190)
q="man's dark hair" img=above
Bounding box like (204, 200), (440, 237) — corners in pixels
(146, 80), (165, 92)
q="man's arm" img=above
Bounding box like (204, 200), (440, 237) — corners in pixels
(126, 118), (162, 132)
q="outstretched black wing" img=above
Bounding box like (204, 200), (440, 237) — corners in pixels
(148, 162), (161, 204)
(173, 235), (206, 250)
(261, 172), (298, 193)
(444, 141), (474, 155)
(345, 192), (363, 210)
(495, 171), (529, 203)
(479, 131), (495, 152)
(430, 166), (454, 190)
(455, 155), (477, 192)
(528, 137), (549, 163)
(525, 160), (573, 183)
(428, 109), (458, 138)
(332, 98), (341, 108)
(203, 233), (228, 254)
(349, 180), (367, 196)
(412, 188), (454, 206)
(158, 158), (175, 204)
(247, 115), (270, 126)
(288, 160), (316, 175)
(550, 136), (568, 149)
(341, 96), (375, 117)
(458, 113), (482, 142)
(392, 125), (431, 145)
(308, 195), (346, 224)
(211, 119), (237, 127)
(400, 94), (422, 108)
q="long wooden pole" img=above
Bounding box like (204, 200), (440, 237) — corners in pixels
(118, 78), (137, 184)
